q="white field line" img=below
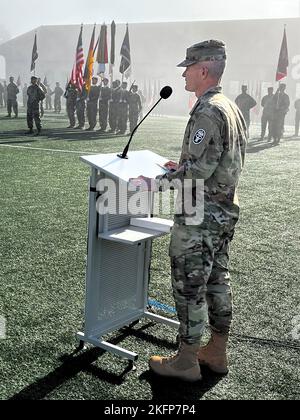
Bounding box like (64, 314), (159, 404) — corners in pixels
(0, 143), (95, 154)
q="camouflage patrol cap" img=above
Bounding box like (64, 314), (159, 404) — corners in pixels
(177, 40), (226, 67)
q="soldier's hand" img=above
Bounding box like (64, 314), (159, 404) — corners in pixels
(164, 161), (178, 171)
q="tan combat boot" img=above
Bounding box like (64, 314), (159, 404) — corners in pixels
(198, 331), (229, 374)
(149, 342), (202, 382)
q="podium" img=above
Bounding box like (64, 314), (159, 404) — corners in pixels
(77, 150), (179, 361)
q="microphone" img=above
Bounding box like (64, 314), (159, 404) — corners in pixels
(117, 86), (173, 159)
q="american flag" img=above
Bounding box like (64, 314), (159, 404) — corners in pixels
(74, 25), (84, 91)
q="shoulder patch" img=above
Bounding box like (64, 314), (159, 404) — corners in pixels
(193, 129), (206, 145)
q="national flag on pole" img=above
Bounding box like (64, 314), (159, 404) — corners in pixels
(119, 24), (131, 78)
(30, 33), (38, 72)
(276, 27), (289, 82)
(74, 25), (85, 91)
(96, 24), (108, 75)
(83, 25), (96, 92)
(17, 76), (21, 87)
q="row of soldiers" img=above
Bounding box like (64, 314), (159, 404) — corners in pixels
(64, 77), (143, 134)
(234, 84), (296, 144)
(0, 77), (66, 117)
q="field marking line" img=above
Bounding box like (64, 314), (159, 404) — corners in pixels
(0, 144), (95, 155)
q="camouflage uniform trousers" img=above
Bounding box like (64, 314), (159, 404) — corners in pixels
(270, 110), (286, 141)
(99, 100), (109, 130)
(27, 102), (41, 130)
(67, 101), (76, 127)
(54, 97), (62, 113)
(109, 101), (118, 131)
(76, 100), (86, 128)
(129, 108), (139, 133)
(87, 100), (98, 129)
(7, 99), (18, 117)
(170, 222), (235, 345)
(117, 103), (129, 134)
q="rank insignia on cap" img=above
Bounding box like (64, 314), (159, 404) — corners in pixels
(193, 129), (206, 144)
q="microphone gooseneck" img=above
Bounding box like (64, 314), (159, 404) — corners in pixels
(117, 86), (173, 159)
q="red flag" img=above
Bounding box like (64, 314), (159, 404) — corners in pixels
(74, 25), (85, 91)
(276, 27), (289, 82)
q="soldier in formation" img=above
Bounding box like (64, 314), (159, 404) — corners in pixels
(86, 76), (100, 131)
(0, 81), (4, 108)
(269, 84), (290, 145)
(294, 97), (300, 137)
(98, 78), (111, 132)
(51, 82), (64, 113)
(6, 76), (19, 118)
(64, 81), (78, 128)
(260, 87), (274, 141)
(25, 76), (46, 136)
(128, 84), (142, 133)
(235, 85), (256, 135)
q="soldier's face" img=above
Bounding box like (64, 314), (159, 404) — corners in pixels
(182, 63), (207, 94)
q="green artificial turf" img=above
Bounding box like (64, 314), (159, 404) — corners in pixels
(0, 108), (299, 400)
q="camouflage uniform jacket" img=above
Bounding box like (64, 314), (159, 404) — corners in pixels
(7, 82), (19, 100)
(159, 86), (247, 255)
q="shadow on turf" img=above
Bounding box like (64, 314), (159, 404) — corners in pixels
(139, 367), (224, 401)
(246, 138), (279, 154)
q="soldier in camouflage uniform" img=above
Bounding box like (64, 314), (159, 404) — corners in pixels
(108, 80), (121, 133)
(139, 40), (247, 382)
(98, 78), (111, 132)
(25, 76), (46, 136)
(269, 83), (290, 145)
(86, 76), (100, 131)
(235, 85), (256, 136)
(0, 82), (4, 108)
(128, 85), (142, 133)
(6, 76), (19, 118)
(64, 82), (78, 128)
(75, 88), (87, 129)
(117, 81), (130, 135)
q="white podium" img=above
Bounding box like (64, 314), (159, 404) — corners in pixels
(77, 150), (179, 361)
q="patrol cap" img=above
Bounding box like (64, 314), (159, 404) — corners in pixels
(177, 40), (226, 67)
(31, 76), (38, 81)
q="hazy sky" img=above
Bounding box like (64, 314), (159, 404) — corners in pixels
(0, 0), (299, 39)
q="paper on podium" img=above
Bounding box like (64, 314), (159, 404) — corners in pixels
(81, 150), (169, 182)
(130, 217), (173, 233)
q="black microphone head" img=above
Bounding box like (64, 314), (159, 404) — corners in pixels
(160, 86), (173, 99)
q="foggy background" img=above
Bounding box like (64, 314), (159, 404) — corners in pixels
(0, 0), (300, 40)
(0, 0), (300, 122)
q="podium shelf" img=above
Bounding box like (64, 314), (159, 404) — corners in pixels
(98, 226), (168, 245)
